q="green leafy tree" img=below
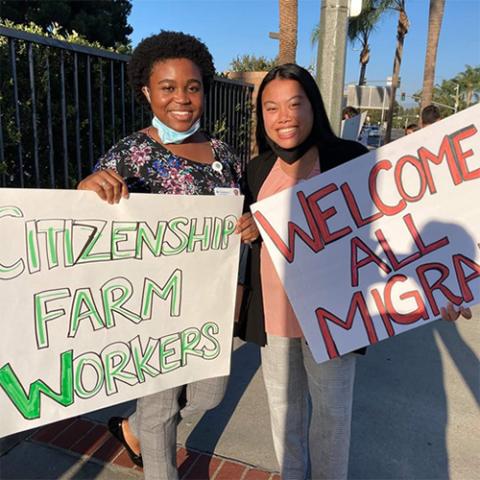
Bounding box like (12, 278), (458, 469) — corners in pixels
(311, 0), (387, 86)
(435, 79), (465, 115)
(0, 0), (132, 48)
(0, 20), (136, 188)
(455, 64), (480, 107)
(230, 54), (278, 72)
(415, 65), (480, 118)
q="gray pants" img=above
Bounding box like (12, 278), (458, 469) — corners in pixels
(261, 335), (356, 480)
(129, 375), (228, 480)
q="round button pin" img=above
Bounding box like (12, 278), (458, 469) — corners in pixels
(211, 161), (223, 173)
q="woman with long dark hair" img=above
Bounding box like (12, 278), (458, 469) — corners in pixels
(238, 63), (472, 479)
(238, 63), (367, 480)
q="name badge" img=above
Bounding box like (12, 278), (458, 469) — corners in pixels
(214, 187), (240, 196)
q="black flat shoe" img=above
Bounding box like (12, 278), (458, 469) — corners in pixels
(108, 416), (143, 467)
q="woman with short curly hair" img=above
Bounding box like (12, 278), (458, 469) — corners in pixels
(128, 30), (216, 101)
(78, 30), (258, 479)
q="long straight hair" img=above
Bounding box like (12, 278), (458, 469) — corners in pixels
(255, 64), (339, 154)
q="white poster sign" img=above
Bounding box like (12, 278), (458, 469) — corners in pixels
(251, 104), (480, 363)
(0, 190), (243, 438)
(340, 112), (367, 141)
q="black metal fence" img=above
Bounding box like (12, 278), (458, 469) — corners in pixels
(0, 26), (254, 189)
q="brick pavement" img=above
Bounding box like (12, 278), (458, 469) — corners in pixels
(28, 417), (279, 480)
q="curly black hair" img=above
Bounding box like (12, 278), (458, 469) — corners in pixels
(128, 30), (215, 104)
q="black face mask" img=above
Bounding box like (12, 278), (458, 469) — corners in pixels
(265, 132), (317, 164)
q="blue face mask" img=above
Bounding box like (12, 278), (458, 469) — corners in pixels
(152, 116), (200, 144)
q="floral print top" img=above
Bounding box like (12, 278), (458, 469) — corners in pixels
(96, 131), (242, 195)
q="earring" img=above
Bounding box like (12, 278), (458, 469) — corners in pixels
(143, 87), (151, 103)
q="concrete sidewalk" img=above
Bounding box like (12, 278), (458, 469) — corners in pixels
(0, 417), (277, 479)
(1, 306), (478, 479)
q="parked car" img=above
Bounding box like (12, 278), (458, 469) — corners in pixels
(366, 125), (382, 148)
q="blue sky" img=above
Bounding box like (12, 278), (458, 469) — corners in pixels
(129, 0), (480, 105)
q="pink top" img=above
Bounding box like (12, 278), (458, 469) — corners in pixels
(258, 158), (321, 337)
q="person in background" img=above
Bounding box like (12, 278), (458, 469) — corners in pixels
(421, 104), (441, 127)
(238, 63), (473, 480)
(78, 31), (258, 480)
(342, 105), (368, 145)
(342, 105), (359, 120)
(405, 123), (419, 135)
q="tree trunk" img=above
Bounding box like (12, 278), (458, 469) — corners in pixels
(385, 6), (409, 144)
(466, 89), (473, 106)
(358, 45), (370, 85)
(421, 0), (445, 110)
(359, 63), (367, 86)
(279, 0), (298, 64)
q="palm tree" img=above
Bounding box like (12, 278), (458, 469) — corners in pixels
(278, 0), (298, 64)
(414, 65), (480, 117)
(432, 79), (464, 116)
(311, 1), (386, 86)
(421, 0), (446, 111)
(455, 65), (480, 106)
(348, 0), (384, 85)
(384, 0), (409, 143)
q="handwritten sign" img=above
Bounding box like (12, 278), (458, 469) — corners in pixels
(251, 104), (480, 363)
(0, 190), (243, 438)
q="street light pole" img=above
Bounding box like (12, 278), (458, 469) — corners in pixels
(315, 0), (350, 135)
(315, 0), (362, 135)
(454, 82), (460, 113)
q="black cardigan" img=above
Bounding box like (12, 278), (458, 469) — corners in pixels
(238, 139), (369, 347)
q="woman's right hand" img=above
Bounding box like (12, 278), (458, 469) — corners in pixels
(235, 212), (260, 244)
(77, 169), (129, 204)
(440, 303), (473, 322)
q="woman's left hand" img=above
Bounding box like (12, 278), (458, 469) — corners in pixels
(440, 302), (472, 322)
(235, 212), (260, 244)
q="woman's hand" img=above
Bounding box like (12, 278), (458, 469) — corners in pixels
(235, 212), (260, 244)
(77, 169), (129, 204)
(440, 302), (472, 322)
